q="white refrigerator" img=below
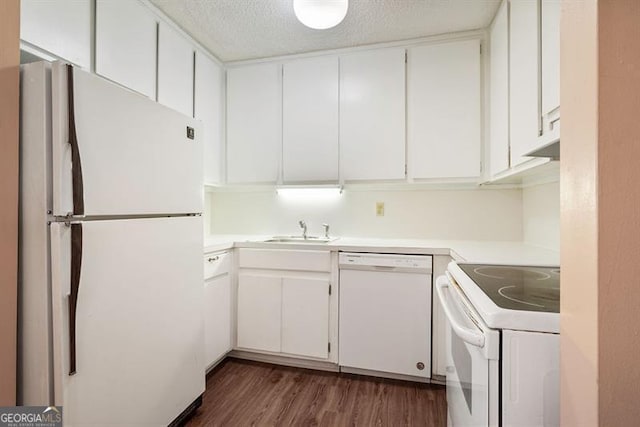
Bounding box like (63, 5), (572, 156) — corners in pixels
(19, 61), (205, 426)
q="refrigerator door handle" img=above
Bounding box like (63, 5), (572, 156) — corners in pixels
(66, 64), (85, 216)
(68, 223), (83, 375)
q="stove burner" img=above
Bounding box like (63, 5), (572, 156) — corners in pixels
(498, 286), (547, 308)
(473, 266), (551, 281)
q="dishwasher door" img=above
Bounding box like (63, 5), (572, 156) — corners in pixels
(338, 253), (432, 379)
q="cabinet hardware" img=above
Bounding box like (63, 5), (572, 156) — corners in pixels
(207, 256), (219, 262)
(329, 284), (332, 295)
(416, 362), (425, 370)
(328, 342), (331, 353)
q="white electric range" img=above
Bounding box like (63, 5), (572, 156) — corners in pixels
(436, 262), (560, 427)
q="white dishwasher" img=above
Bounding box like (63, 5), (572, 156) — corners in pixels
(339, 252), (432, 380)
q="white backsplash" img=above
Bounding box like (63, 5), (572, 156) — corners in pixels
(522, 181), (560, 251)
(205, 187), (525, 241)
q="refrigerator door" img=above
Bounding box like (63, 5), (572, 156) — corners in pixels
(50, 216), (204, 426)
(51, 62), (202, 217)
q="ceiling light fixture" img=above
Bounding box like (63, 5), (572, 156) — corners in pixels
(293, 0), (349, 30)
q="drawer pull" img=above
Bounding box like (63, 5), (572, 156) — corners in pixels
(207, 256), (220, 263)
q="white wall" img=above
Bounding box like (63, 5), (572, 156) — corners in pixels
(522, 181), (560, 250)
(203, 191), (213, 235)
(207, 188), (524, 241)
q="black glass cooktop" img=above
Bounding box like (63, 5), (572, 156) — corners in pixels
(458, 264), (560, 313)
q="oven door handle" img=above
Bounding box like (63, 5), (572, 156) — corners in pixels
(436, 275), (485, 348)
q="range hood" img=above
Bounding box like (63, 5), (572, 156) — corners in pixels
(525, 140), (560, 160)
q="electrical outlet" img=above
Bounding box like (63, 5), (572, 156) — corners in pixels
(376, 202), (385, 217)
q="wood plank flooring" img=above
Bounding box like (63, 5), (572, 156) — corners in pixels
(185, 358), (447, 426)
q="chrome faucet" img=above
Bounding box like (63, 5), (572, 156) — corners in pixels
(299, 220), (307, 239)
(322, 223), (330, 239)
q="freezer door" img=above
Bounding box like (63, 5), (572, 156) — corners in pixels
(50, 217), (204, 426)
(51, 62), (202, 217)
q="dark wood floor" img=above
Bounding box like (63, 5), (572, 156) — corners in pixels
(185, 358), (447, 426)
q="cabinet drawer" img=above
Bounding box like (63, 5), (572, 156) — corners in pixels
(238, 249), (331, 272)
(204, 251), (230, 280)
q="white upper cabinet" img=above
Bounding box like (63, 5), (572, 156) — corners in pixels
(96, 0), (157, 99)
(489, 1), (510, 177)
(509, 0), (538, 166)
(195, 52), (225, 185)
(540, 0), (560, 144)
(20, 0), (91, 69)
(157, 22), (194, 117)
(340, 48), (406, 181)
(282, 56), (339, 183)
(408, 39), (481, 180)
(541, 0), (560, 116)
(226, 63), (282, 184)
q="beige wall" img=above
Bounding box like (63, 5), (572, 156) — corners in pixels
(561, 0), (640, 424)
(0, 0), (20, 406)
(208, 188), (524, 241)
(597, 0), (640, 424)
(523, 182), (560, 251)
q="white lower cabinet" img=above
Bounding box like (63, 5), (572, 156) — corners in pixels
(237, 273), (282, 353)
(237, 274), (330, 359)
(281, 277), (330, 359)
(203, 251), (232, 369)
(235, 249), (333, 360)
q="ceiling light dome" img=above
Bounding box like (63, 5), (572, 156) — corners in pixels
(293, 0), (349, 30)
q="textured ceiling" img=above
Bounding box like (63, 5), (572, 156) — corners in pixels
(150, 0), (501, 62)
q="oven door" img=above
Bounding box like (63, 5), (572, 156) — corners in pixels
(436, 274), (500, 427)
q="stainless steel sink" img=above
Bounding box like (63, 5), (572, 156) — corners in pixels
(263, 236), (337, 244)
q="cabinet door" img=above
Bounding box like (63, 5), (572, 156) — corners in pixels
(195, 53), (225, 185)
(541, 0), (560, 116)
(282, 57), (339, 183)
(509, 0), (538, 165)
(21, 0), (91, 68)
(203, 274), (231, 368)
(281, 277), (329, 359)
(489, 1), (510, 176)
(96, 0), (157, 99)
(236, 273), (281, 352)
(158, 23), (194, 117)
(227, 64), (281, 184)
(340, 48), (406, 181)
(408, 40), (481, 180)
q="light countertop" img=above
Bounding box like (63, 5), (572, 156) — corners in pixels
(204, 235), (559, 266)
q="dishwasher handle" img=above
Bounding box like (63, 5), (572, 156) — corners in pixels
(435, 275), (485, 348)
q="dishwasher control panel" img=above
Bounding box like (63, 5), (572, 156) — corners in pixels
(339, 252), (432, 272)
